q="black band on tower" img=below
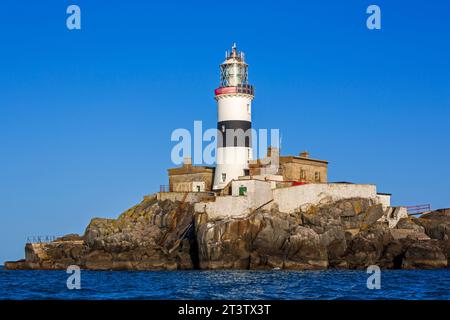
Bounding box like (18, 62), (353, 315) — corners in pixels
(217, 120), (252, 148)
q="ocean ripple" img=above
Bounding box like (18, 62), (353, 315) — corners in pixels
(0, 267), (449, 300)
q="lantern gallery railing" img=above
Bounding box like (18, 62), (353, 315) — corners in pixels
(215, 84), (254, 96)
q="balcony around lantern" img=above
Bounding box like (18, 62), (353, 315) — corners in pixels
(214, 84), (254, 97)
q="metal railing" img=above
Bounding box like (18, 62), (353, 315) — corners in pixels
(26, 235), (58, 243)
(215, 84), (254, 96)
(406, 204), (431, 215)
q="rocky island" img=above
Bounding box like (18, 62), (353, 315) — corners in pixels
(5, 195), (449, 271)
(5, 44), (449, 271)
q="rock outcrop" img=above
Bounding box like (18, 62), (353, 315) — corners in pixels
(6, 195), (198, 270)
(195, 208), (328, 270)
(415, 209), (450, 240)
(4, 196), (450, 270)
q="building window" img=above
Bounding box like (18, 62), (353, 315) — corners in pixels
(222, 173), (226, 182)
(315, 172), (321, 182)
(300, 169), (306, 180)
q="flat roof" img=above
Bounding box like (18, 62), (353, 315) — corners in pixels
(280, 155), (329, 164)
(168, 165), (214, 175)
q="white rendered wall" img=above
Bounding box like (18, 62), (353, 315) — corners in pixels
(376, 194), (391, 209)
(216, 146), (252, 166)
(214, 146), (252, 189)
(214, 94), (253, 190)
(196, 180), (273, 220)
(272, 183), (378, 213)
(246, 174), (284, 189)
(195, 182), (396, 222)
(217, 95), (252, 121)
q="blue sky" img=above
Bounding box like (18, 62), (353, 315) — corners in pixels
(0, 0), (449, 263)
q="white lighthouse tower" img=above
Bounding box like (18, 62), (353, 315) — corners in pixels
(213, 44), (254, 190)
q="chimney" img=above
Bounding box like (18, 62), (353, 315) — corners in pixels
(183, 157), (192, 167)
(299, 151), (309, 158)
(267, 146), (280, 158)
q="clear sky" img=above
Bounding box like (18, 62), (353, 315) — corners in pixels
(0, 0), (449, 263)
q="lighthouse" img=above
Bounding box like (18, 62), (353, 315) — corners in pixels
(213, 44), (254, 190)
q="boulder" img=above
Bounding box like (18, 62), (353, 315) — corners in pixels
(389, 229), (430, 241)
(344, 223), (393, 269)
(396, 217), (425, 233)
(415, 209), (450, 240)
(402, 240), (447, 269)
(437, 240), (450, 265)
(196, 214), (263, 269)
(282, 226), (328, 269)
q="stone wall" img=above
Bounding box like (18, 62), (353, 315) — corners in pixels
(156, 192), (214, 203)
(280, 160), (328, 183)
(167, 160), (214, 192)
(169, 172), (214, 192)
(249, 155), (328, 184)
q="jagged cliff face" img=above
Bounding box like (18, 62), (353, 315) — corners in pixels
(80, 195), (197, 270)
(195, 198), (447, 270)
(6, 196), (198, 270)
(195, 207), (329, 270)
(4, 197), (450, 270)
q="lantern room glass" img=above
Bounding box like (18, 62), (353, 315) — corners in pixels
(220, 63), (248, 87)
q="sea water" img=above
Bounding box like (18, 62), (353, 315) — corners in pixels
(0, 267), (449, 300)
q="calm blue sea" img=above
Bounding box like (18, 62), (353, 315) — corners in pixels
(0, 266), (449, 300)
